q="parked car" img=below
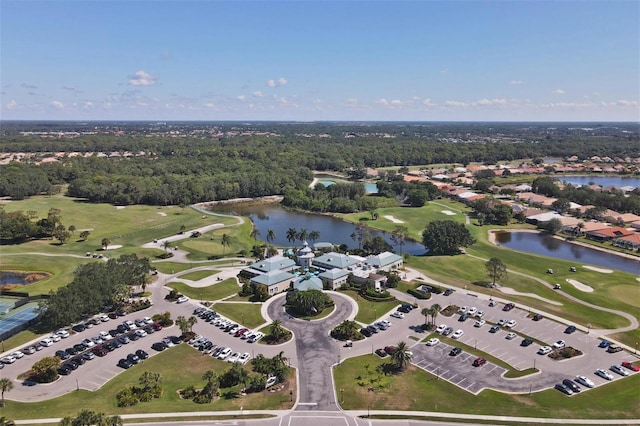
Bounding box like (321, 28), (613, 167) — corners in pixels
(23, 346), (36, 355)
(459, 306), (468, 314)
(475, 310), (485, 318)
(467, 307), (477, 316)
(502, 303), (515, 311)
(506, 332), (517, 340)
(488, 299), (497, 307)
(595, 368), (614, 380)
(553, 340), (566, 349)
(458, 313), (470, 322)
(56, 329), (70, 338)
(622, 361), (640, 372)
(610, 365), (629, 376)
(520, 338), (533, 347)
(575, 375), (595, 388)
(83, 351), (95, 361)
(217, 348), (232, 360)
(238, 352), (251, 364)
(538, 346), (553, 355)
(118, 358), (133, 369)
(505, 320), (517, 328)
(390, 311), (405, 319)
(607, 345), (623, 353)
(449, 347), (462, 356)
(442, 327), (454, 336)
(151, 342), (168, 351)
(40, 338), (54, 347)
(532, 314), (543, 321)
(473, 357), (487, 367)
(227, 352), (241, 363)
(489, 325), (500, 333)
(564, 325), (577, 334)
(474, 320), (486, 328)
(136, 349), (149, 360)
(360, 327), (372, 337)
(176, 296), (189, 304)
(436, 324), (447, 334)
(375, 348), (387, 357)
(452, 329), (464, 339)
(248, 332), (264, 343)
(598, 340), (610, 348)
(554, 383), (573, 395)
(58, 364), (72, 375)
(72, 324), (86, 333)
(118, 335), (130, 345)
(127, 353), (142, 364)
(426, 338), (440, 346)
(444, 288), (454, 296)
(562, 378), (581, 393)
(497, 318), (507, 326)
(135, 329), (147, 338)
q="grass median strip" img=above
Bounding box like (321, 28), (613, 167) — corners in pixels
(212, 302), (265, 329)
(167, 279), (240, 302)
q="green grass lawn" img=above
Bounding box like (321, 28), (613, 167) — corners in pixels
(177, 220), (254, 261)
(167, 279), (240, 302)
(152, 262), (202, 274)
(339, 290), (399, 324)
(2, 344), (296, 420)
(211, 302), (266, 329)
(334, 354), (640, 419)
(177, 270), (219, 281)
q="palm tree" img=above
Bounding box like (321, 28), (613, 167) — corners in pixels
(0, 377), (13, 407)
(250, 227), (260, 242)
(286, 228), (298, 245)
(390, 341), (413, 371)
(176, 316), (190, 336)
(221, 233), (231, 255)
(421, 307), (432, 326)
(308, 230), (320, 244)
(298, 228), (308, 243)
(101, 237), (110, 250)
(162, 240), (172, 252)
(273, 350), (288, 368)
(187, 315), (198, 332)
(0, 416), (15, 426)
(269, 319), (285, 341)
(430, 303), (441, 326)
(202, 370), (217, 385)
(266, 229), (276, 246)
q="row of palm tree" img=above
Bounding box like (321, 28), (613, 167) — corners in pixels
(421, 303), (441, 327)
(249, 228), (321, 246)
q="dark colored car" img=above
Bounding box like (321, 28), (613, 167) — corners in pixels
(449, 347), (462, 356)
(384, 345), (397, 355)
(74, 343), (87, 352)
(521, 338), (534, 347)
(127, 353), (142, 364)
(473, 357), (487, 367)
(398, 304), (413, 313)
(366, 325), (379, 334)
(458, 313), (470, 322)
(442, 327), (454, 336)
(562, 379), (580, 393)
(58, 364), (72, 375)
(129, 332), (140, 341)
(104, 342), (116, 352)
(375, 348), (387, 357)
(111, 339), (123, 348)
(532, 314), (543, 321)
(72, 324), (86, 333)
(360, 328), (372, 337)
(607, 345), (623, 353)
(118, 358), (133, 369)
(151, 342), (168, 352)
(117, 324), (128, 334)
(152, 322), (163, 331)
(117, 309), (126, 317)
(135, 349), (149, 360)
(108, 312), (118, 319)
(555, 383), (573, 395)
(144, 325), (155, 335)
(444, 288), (454, 296)
(503, 303), (515, 312)
(489, 325), (500, 333)
(564, 325), (577, 334)
(55, 350), (70, 360)
(73, 356), (86, 366)
(67, 359), (80, 370)
(168, 335), (181, 345)
(65, 347), (78, 356)
(109, 329), (119, 337)
(93, 346), (109, 357)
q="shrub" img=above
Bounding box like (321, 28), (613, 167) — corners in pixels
(407, 288), (431, 300)
(180, 385), (197, 399)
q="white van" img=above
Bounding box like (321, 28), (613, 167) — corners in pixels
(40, 337), (54, 347)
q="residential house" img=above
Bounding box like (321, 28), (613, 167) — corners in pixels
(612, 234), (640, 251)
(585, 227), (635, 242)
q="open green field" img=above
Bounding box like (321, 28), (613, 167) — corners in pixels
(211, 302), (266, 329)
(334, 354), (640, 419)
(177, 270), (219, 281)
(176, 220), (254, 261)
(337, 198), (640, 346)
(340, 290), (400, 324)
(167, 279), (240, 302)
(2, 344), (296, 420)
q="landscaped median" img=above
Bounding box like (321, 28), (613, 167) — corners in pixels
(167, 278), (240, 302)
(2, 344), (296, 420)
(334, 354), (640, 419)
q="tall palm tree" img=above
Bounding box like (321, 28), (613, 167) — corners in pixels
(162, 240), (172, 252)
(0, 377), (13, 407)
(250, 227), (260, 242)
(187, 315), (198, 332)
(176, 316), (190, 335)
(430, 303), (441, 326)
(421, 307), (432, 326)
(308, 230), (320, 243)
(298, 228), (308, 243)
(270, 319), (285, 341)
(286, 228), (298, 245)
(221, 233), (231, 255)
(390, 341), (413, 371)
(266, 229), (276, 246)
(274, 350), (288, 368)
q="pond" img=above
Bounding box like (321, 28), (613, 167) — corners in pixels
(209, 203), (426, 255)
(0, 271), (50, 286)
(317, 179), (378, 194)
(556, 175), (640, 190)
(494, 231), (639, 275)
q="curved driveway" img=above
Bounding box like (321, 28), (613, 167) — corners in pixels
(267, 292), (354, 411)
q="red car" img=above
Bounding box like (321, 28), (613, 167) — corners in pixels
(503, 303), (515, 312)
(473, 357), (487, 367)
(622, 361), (640, 372)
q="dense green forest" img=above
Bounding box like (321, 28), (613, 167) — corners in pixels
(0, 122), (638, 205)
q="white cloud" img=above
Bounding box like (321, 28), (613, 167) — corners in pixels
(376, 99), (389, 105)
(615, 99), (639, 107)
(237, 95), (246, 101)
(84, 101), (93, 108)
(253, 91), (263, 98)
(128, 70), (157, 86)
(445, 98), (509, 108)
(422, 98), (434, 107)
(551, 89), (565, 95)
(390, 99), (403, 106)
(266, 77), (287, 88)
(344, 98), (359, 107)
(445, 100), (468, 107)
(266, 79), (276, 88)
(509, 80), (525, 85)
(6, 99), (16, 109)
(51, 100), (64, 109)
(278, 77), (288, 86)
(204, 103), (216, 109)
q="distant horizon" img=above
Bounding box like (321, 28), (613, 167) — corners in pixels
(2, 119), (639, 124)
(2, 1), (638, 121)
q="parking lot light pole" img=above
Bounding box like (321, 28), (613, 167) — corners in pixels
(533, 358), (536, 370)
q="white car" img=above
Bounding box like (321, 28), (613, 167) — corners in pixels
(475, 310), (485, 318)
(575, 375), (595, 388)
(11, 350), (24, 359)
(435, 324), (447, 334)
(506, 332), (517, 340)
(162, 337), (175, 347)
(505, 320), (517, 328)
(474, 320), (486, 328)
(217, 347), (232, 360)
(497, 318), (507, 326)
(135, 329), (148, 338)
(553, 340), (566, 349)
(56, 329), (70, 338)
(143, 316), (153, 324)
(1, 355), (17, 364)
(467, 307), (477, 316)
(426, 338), (440, 346)
(50, 334), (61, 342)
(40, 338), (54, 347)
(610, 365), (630, 376)
(488, 300), (498, 307)
(227, 352), (241, 363)
(99, 314), (110, 322)
(238, 352), (251, 365)
(124, 320), (136, 330)
(82, 338), (96, 347)
(248, 332), (263, 343)
(452, 329), (464, 339)
(91, 336), (103, 345)
(176, 296), (189, 304)
(538, 346), (552, 355)
(595, 368), (614, 381)
(459, 306), (468, 314)
(99, 331), (112, 340)
(390, 311), (405, 319)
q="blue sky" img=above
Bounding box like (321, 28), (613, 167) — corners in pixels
(1, 1), (639, 121)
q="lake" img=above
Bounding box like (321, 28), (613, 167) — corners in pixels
(494, 231), (639, 275)
(557, 175), (640, 190)
(209, 203), (426, 255)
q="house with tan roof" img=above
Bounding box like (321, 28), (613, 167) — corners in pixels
(612, 233), (640, 251)
(585, 227), (635, 242)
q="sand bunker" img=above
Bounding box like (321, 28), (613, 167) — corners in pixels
(105, 245), (123, 250)
(498, 287), (563, 305)
(157, 212), (167, 216)
(441, 210), (456, 216)
(116, 206), (126, 210)
(583, 265), (613, 274)
(565, 279), (594, 293)
(384, 215), (404, 224)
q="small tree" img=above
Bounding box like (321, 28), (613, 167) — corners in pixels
(269, 319), (286, 342)
(0, 377), (13, 407)
(68, 225), (76, 235)
(486, 257), (507, 287)
(31, 357), (59, 383)
(430, 303), (441, 325)
(390, 341), (413, 371)
(79, 230), (90, 241)
(544, 218), (563, 234)
(176, 316), (190, 335)
(101, 237), (110, 250)
(266, 229), (276, 246)
(162, 240), (172, 253)
(221, 233), (231, 255)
